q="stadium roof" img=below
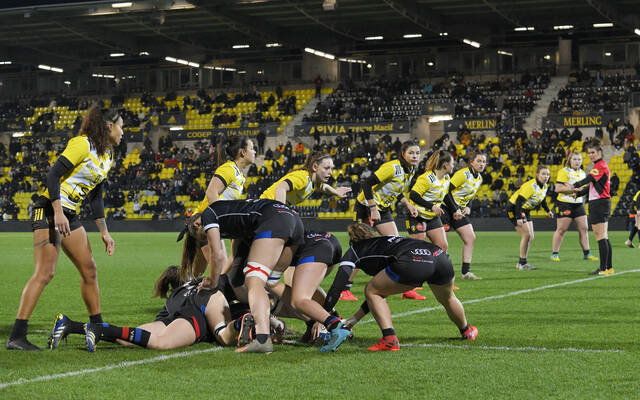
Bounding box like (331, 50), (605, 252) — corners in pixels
(0, 0), (639, 68)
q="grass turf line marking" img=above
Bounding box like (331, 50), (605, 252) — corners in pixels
(0, 347), (223, 390)
(400, 342), (623, 353)
(361, 268), (640, 324)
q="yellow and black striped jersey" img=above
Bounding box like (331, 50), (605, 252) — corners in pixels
(509, 179), (549, 210)
(357, 159), (414, 209)
(260, 169), (319, 206)
(196, 161), (246, 213)
(556, 167), (586, 204)
(409, 171), (450, 219)
(41, 135), (113, 212)
(632, 190), (640, 213)
(450, 167), (482, 208)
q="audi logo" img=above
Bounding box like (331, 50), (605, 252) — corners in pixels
(411, 248), (432, 256)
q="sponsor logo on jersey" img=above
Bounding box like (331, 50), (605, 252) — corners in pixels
(433, 249), (444, 257)
(411, 248), (432, 256)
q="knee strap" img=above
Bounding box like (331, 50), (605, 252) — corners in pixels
(243, 262), (272, 282)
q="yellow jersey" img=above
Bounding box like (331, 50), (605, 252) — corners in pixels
(409, 171), (450, 219)
(357, 159), (414, 209)
(196, 161), (246, 213)
(41, 135), (113, 212)
(509, 179), (548, 210)
(450, 167), (482, 208)
(556, 167), (586, 204)
(260, 169), (318, 206)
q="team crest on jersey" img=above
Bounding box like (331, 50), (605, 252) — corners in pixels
(394, 165), (403, 176)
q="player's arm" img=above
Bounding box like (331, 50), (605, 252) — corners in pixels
(322, 183), (351, 198)
(323, 259), (356, 312)
(87, 182), (115, 255)
(274, 179), (293, 204)
(361, 174), (381, 207)
(635, 195), (640, 228)
(204, 175), (227, 204)
(46, 156), (74, 236)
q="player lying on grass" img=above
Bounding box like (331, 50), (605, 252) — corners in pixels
(321, 223), (478, 352)
(49, 266), (256, 352)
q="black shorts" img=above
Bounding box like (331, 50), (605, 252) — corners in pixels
(154, 303), (211, 343)
(440, 205), (472, 231)
(354, 202), (394, 226)
(556, 201), (586, 219)
(291, 235), (338, 267)
(405, 215), (443, 234)
(385, 244), (454, 287)
(506, 204), (531, 226)
(31, 196), (82, 232)
(255, 202), (305, 247)
(588, 198), (611, 225)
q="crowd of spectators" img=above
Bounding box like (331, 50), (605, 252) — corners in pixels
(548, 68), (640, 115)
(303, 73), (549, 125)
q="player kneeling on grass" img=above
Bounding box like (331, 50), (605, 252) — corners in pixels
(49, 266), (254, 352)
(321, 223), (478, 352)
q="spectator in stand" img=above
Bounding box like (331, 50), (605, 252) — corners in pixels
(314, 75), (323, 98)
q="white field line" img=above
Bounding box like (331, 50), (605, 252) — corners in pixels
(0, 347), (223, 390)
(399, 342), (623, 353)
(360, 268), (640, 324)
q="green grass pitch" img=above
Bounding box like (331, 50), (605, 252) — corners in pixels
(0, 230), (639, 399)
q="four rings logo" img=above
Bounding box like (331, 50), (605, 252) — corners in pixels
(411, 248), (432, 256)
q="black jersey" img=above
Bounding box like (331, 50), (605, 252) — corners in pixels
(201, 199), (272, 238)
(163, 277), (217, 316)
(202, 198), (304, 247)
(341, 236), (445, 276)
(292, 231), (343, 267)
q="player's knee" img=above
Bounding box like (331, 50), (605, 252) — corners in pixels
(465, 231), (476, 244)
(527, 232), (535, 244)
(81, 260), (98, 283)
(35, 266), (56, 285)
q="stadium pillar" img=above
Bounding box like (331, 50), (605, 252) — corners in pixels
(557, 39), (571, 75)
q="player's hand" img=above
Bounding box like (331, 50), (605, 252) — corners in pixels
(101, 232), (115, 256)
(547, 211), (554, 218)
(198, 276), (218, 292)
(369, 207), (381, 223)
(54, 212), (71, 237)
(335, 186), (352, 198)
(462, 207), (471, 216)
(453, 209), (464, 220)
(516, 218), (524, 226)
(406, 203), (418, 218)
(311, 321), (324, 340)
(432, 205), (444, 216)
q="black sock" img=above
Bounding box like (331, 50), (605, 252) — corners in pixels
(553, 252), (559, 256)
(381, 328), (395, 337)
(359, 301), (370, 315)
(89, 313), (103, 324)
(323, 316), (341, 332)
(10, 319), (28, 339)
(256, 333), (269, 344)
(461, 262), (471, 274)
(100, 324), (151, 348)
(606, 239), (612, 269)
(597, 239), (608, 270)
(583, 249), (589, 256)
(459, 324), (469, 334)
(518, 257), (527, 265)
(65, 317), (86, 335)
(629, 227), (638, 241)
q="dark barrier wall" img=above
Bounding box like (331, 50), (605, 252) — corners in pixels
(0, 218), (628, 233)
